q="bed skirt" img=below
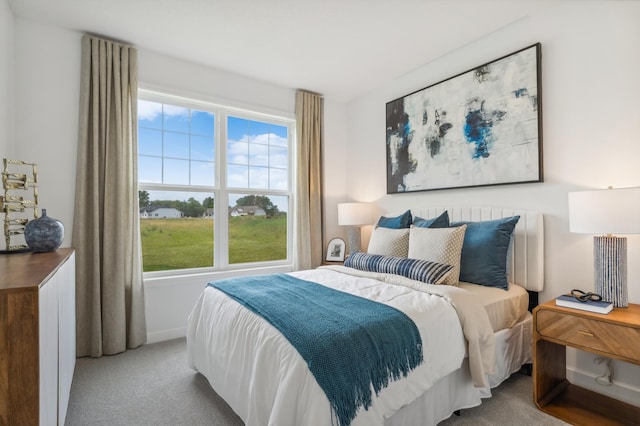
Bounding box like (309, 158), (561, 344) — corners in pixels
(387, 312), (532, 425)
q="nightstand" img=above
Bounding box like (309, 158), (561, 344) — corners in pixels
(533, 300), (640, 425)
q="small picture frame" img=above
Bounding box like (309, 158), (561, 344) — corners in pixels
(326, 237), (346, 262)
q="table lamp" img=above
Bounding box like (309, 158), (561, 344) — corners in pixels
(568, 187), (640, 307)
(338, 203), (372, 255)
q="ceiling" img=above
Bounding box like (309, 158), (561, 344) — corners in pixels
(8, 0), (563, 102)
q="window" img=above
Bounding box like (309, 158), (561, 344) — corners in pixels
(138, 91), (293, 274)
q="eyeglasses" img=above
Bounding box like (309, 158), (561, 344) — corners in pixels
(571, 289), (602, 303)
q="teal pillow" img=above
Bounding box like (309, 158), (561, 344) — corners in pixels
(450, 216), (520, 290)
(413, 211), (449, 228)
(377, 210), (412, 229)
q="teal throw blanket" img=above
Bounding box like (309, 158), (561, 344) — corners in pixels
(210, 273), (423, 426)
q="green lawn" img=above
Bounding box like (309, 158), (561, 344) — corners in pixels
(140, 216), (287, 272)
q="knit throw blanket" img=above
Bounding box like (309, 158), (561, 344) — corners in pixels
(209, 274), (423, 426)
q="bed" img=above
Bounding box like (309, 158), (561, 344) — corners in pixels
(187, 206), (544, 425)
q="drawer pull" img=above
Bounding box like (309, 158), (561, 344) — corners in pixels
(577, 330), (594, 337)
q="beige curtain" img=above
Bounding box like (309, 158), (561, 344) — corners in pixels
(73, 35), (146, 357)
(294, 90), (324, 270)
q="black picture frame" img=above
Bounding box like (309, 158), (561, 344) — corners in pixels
(386, 43), (543, 193)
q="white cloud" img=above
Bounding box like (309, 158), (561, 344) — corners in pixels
(138, 100), (162, 121)
(138, 100), (190, 122)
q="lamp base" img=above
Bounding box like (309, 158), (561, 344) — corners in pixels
(346, 227), (362, 256)
(594, 235), (628, 308)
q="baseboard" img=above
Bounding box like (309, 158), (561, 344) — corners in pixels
(567, 366), (640, 408)
(146, 326), (186, 344)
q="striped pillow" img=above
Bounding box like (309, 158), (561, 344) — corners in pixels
(345, 252), (453, 285)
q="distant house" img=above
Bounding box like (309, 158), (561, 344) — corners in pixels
(202, 208), (214, 218)
(229, 206), (266, 217)
(140, 207), (183, 218)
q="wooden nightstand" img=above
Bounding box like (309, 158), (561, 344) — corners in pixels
(533, 300), (640, 425)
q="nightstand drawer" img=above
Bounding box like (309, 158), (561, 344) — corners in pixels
(536, 309), (640, 364)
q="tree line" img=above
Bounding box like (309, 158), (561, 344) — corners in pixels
(139, 191), (282, 218)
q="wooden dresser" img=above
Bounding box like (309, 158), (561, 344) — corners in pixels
(533, 299), (640, 425)
(0, 248), (76, 426)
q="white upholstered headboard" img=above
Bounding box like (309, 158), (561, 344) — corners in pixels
(407, 206), (544, 293)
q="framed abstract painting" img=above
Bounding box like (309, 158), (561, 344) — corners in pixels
(386, 43), (542, 193)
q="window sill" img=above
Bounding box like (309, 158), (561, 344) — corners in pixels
(143, 263), (293, 287)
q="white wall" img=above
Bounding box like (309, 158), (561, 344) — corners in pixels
(0, 0), (13, 160)
(340, 1), (640, 406)
(14, 18), (80, 246)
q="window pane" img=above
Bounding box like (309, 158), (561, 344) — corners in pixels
(138, 156), (162, 183)
(269, 146), (288, 169)
(228, 193), (287, 264)
(163, 105), (190, 133)
(248, 121), (269, 142)
(139, 128), (162, 156)
(249, 143), (269, 167)
(191, 110), (214, 137)
(249, 166), (268, 189)
(138, 100), (163, 129)
(164, 131), (190, 159)
(163, 159), (189, 185)
(227, 164), (248, 188)
(228, 140), (248, 165)
(269, 168), (288, 190)
(191, 135), (214, 162)
(139, 190), (214, 272)
(228, 116), (249, 141)
(191, 160), (215, 186)
(227, 117), (288, 191)
(269, 124), (288, 146)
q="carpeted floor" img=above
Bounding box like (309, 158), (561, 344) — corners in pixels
(65, 338), (568, 426)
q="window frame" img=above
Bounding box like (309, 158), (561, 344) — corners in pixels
(138, 88), (295, 278)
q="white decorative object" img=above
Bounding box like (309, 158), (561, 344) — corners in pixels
(338, 202), (372, 255)
(0, 158), (39, 252)
(568, 187), (640, 307)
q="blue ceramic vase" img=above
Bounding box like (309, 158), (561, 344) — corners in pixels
(24, 209), (64, 252)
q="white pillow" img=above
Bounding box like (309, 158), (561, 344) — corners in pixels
(408, 225), (467, 286)
(367, 226), (410, 257)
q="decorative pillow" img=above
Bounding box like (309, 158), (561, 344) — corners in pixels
(450, 216), (520, 290)
(345, 252), (454, 285)
(408, 225), (467, 286)
(377, 210), (412, 229)
(413, 211), (450, 228)
(367, 227), (410, 257)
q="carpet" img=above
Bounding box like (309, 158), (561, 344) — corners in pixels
(65, 337), (568, 426)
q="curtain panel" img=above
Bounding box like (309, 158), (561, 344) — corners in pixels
(73, 35), (146, 357)
(294, 90), (324, 270)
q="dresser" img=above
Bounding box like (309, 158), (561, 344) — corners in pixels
(533, 300), (640, 425)
(0, 248), (76, 426)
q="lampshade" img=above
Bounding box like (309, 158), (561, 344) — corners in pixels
(568, 186), (640, 308)
(338, 203), (372, 226)
(569, 187), (640, 235)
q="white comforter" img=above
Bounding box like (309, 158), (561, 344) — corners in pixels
(186, 267), (494, 426)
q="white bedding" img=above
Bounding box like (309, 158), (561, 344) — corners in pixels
(459, 282), (529, 332)
(187, 267), (495, 426)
